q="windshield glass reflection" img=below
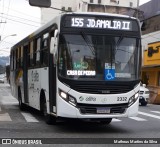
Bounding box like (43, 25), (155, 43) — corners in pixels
(58, 34), (139, 81)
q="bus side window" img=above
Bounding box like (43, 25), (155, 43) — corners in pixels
(20, 46), (23, 67)
(12, 51), (14, 70)
(15, 49), (18, 69)
(14, 50), (17, 70)
(33, 39), (36, 66)
(41, 33), (49, 66)
(27, 43), (30, 68)
(16, 48), (19, 69)
(30, 41), (34, 67)
(18, 47), (21, 68)
(36, 38), (41, 65)
(10, 51), (13, 70)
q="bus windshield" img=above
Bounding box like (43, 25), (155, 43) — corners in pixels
(58, 34), (140, 81)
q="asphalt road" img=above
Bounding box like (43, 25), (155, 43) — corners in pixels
(0, 83), (160, 147)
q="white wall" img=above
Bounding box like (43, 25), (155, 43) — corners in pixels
(41, 0), (138, 24)
(41, 0), (77, 24)
(77, 0), (137, 7)
(142, 31), (160, 50)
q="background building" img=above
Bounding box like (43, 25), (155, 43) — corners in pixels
(41, 0), (138, 24)
(139, 0), (160, 50)
(139, 0), (160, 104)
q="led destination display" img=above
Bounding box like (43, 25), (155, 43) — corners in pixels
(63, 15), (138, 31)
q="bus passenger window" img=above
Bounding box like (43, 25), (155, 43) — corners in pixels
(30, 41), (34, 66)
(20, 46), (23, 67)
(33, 40), (36, 66)
(41, 38), (48, 65)
(18, 47), (21, 68)
(16, 48), (19, 69)
(36, 38), (41, 65)
(41, 33), (49, 66)
(10, 51), (13, 70)
(14, 50), (17, 70)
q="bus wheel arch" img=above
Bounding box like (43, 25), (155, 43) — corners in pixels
(40, 90), (46, 113)
(40, 89), (56, 125)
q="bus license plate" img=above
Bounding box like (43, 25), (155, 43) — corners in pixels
(97, 107), (110, 114)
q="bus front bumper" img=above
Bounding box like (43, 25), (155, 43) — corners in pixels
(56, 96), (139, 119)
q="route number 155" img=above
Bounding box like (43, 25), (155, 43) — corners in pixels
(72, 18), (84, 27)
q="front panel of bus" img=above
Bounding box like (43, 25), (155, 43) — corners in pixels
(56, 14), (141, 118)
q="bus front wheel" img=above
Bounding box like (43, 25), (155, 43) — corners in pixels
(42, 99), (57, 125)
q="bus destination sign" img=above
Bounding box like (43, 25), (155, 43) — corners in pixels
(63, 16), (137, 31)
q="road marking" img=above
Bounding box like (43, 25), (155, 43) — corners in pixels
(21, 112), (39, 122)
(129, 116), (147, 121)
(139, 111), (160, 120)
(150, 111), (160, 114)
(112, 118), (122, 122)
(0, 113), (12, 121)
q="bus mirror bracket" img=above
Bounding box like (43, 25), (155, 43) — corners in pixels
(54, 29), (58, 38)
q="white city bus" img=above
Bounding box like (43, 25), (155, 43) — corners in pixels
(10, 12), (141, 125)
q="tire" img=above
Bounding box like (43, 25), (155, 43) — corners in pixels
(141, 102), (147, 106)
(18, 89), (26, 111)
(42, 98), (57, 125)
(99, 118), (112, 125)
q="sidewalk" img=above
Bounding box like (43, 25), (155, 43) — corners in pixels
(0, 83), (18, 105)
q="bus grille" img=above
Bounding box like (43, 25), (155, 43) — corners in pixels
(73, 83), (132, 94)
(77, 103), (127, 114)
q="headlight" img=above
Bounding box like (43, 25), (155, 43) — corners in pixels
(128, 92), (139, 107)
(59, 91), (67, 99)
(59, 89), (77, 106)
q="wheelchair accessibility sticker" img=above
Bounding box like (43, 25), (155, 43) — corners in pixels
(105, 69), (115, 80)
(104, 63), (115, 81)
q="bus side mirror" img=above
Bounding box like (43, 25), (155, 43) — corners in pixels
(50, 30), (59, 55)
(29, 0), (51, 7)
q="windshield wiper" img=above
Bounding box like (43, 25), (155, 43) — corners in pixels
(80, 31), (95, 56)
(115, 34), (124, 54)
